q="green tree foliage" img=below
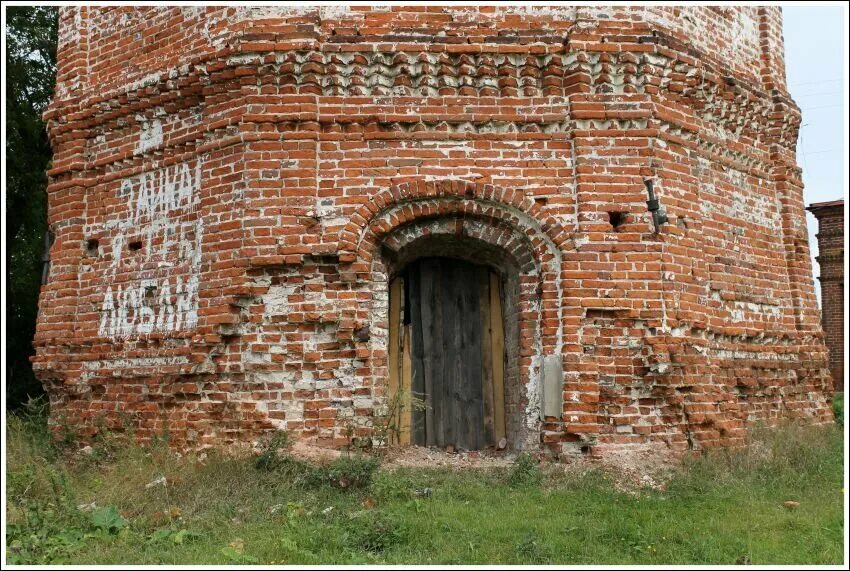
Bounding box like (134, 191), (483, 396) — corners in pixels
(6, 6), (58, 408)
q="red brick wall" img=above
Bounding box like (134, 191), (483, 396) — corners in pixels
(808, 201), (845, 392)
(34, 6), (833, 458)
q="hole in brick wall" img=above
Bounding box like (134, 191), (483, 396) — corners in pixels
(221, 333), (240, 344)
(128, 240), (143, 252)
(144, 285), (157, 299)
(85, 238), (100, 256)
(354, 325), (371, 342)
(534, 197), (548, 206)
(608, 211), (625, 230)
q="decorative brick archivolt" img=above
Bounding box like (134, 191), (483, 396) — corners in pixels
(381, 215), (537, 275)
(337, 179), (571, 263)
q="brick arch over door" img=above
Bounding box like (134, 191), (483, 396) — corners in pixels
(341, 179), (573, 449)
(336, 179), (573, 264)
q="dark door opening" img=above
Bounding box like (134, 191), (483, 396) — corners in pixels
(388, 257), (506, 451)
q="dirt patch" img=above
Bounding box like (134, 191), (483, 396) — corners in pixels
(288, 440), (342, 464)
(282, 440), (680, 493)
(380, 445), (516, 469)
(593, 446), (679, 494)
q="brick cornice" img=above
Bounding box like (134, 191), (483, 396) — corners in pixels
(45, 42), (797, 151)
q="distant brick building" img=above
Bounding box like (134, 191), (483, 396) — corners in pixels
(34, 6), (833, 458)
(807, 200), (845, 392)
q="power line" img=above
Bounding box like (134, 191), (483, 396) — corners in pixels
(793, 91), (844, 98)
(804, 155), (844, 163)
(788, 78), (842, 87)
(801, 103), (845, 111)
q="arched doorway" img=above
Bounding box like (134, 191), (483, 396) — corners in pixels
(388, 256), (507, 450)
(349, 182), (570, 452)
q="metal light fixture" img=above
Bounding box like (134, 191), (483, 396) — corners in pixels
(644, 179), (668, 232)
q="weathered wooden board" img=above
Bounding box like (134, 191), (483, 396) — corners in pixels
(490, 272), (506, 443)
(400, 323), (412, 444)
(457, 260), (484, 450)
(408, 268), (426, 445)
(388, 277), (402, 444)
(479, 267), (495, 446)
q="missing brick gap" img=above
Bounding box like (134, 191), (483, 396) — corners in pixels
(608, 211), (625, 230)
(85, 238), (100, 256)
(128, 239), (143, 252)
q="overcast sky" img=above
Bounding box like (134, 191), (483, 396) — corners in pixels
(783, 4), (847, 304)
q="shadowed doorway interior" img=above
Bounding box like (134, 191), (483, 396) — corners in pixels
(388, 257), (506, 451)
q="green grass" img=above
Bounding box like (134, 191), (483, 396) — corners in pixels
(6, 400), (844, 565)
(833, 392), (844, 427)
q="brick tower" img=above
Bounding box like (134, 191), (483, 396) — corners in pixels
(807, 200), (845, 392)
(34, 6), (833, 458)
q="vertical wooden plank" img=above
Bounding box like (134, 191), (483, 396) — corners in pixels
(440, 258), (457, 448)
(462, 261), (484, 451)
(388, 277), (402, 444)
(452, 259), (465, 449)
(408, 264), (426, 445)
(400, 275), (413, 445)
(449, 259), (466, 449)
(479, 267), (495, 447)
(400, 323), (413, 445)
(420, 258), (440, 446)
(490, 271), (507, 444)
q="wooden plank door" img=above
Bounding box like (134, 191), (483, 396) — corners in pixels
(401, 257), (505, 450)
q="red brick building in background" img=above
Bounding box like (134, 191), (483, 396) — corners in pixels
(33, 6), (834, 459)
(807, 200), (845, 392)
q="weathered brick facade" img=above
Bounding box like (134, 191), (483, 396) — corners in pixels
(807, 200), (845, 392)
(34, 6), (833, 459)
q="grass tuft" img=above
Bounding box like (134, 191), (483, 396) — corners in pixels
(832, 393), (843, 427)
(506, 452), (543, 488)
(303, 454), (381, 491)
(344, 511), (408, 554)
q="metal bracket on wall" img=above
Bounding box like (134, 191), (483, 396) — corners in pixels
(541, 354), (564, 420)
(644, 179), (669, 233)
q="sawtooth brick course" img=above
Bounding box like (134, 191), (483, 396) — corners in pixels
(34, 5), (833, 459)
